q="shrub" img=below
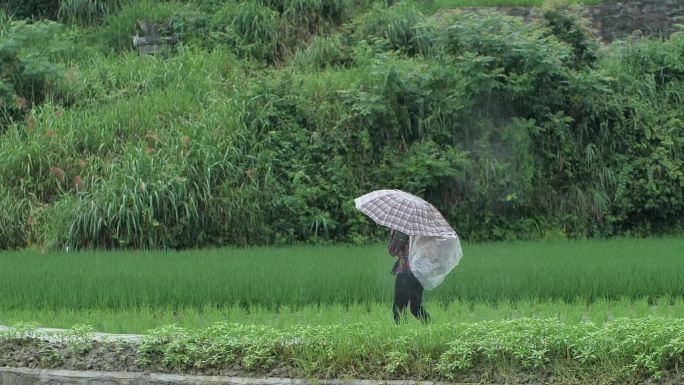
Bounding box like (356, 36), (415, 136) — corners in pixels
(94, 1), (179, 53)
(0, 0), (60, 20)
(292, 34), (352, 69)
(540, 0), (599, 68)
(599, 35), (684, 233)
(0, 20), (68, 131)
(210, 1), (281, 63)
(351, 2), (434, 56)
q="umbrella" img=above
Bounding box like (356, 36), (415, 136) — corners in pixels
(355, 189), (462, 290)
(354, 189), (455, 237)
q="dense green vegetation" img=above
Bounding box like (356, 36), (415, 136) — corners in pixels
(0, 0), (604, 22)
(1, 238), (682, 310)
(2, 4), (681, 382)
(1, 0), (681, 250)
(134, 318), (684, 383)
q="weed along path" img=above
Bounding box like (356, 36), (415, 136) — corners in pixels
(5, 320), (684, 384)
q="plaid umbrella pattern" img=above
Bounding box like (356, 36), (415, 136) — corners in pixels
(354, 189), (455, 237)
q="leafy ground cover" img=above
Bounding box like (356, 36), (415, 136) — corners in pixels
(2, 318), (684, 384)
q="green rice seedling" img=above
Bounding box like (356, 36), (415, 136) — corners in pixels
(2, 238), (684, 310)
(435, 237), (684, 303)
(3, 297), (684, 334)
(589, 298), (611, 323)
(632, 298), (652, 318)
(672, 298), (684, 319)
(534, 298), (564, 321)
(605, 296), (630, 319)
(0, 244), (387, 309)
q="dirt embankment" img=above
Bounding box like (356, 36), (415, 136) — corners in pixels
(4, 338), (684, 385)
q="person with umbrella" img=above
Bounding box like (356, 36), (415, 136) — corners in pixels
(355, 189), (463, 324)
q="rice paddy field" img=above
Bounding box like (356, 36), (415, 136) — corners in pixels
(4, 298), (684, 334)
(3, 237), (684, 384)
(1, 237), (683, 333)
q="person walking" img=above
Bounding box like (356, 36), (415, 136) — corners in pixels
(388, 229), (430, 324)
(355, 189), (462, 324)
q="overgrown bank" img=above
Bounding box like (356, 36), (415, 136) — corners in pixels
(1, 0), (683, 249)
(3, 318), (684, 384)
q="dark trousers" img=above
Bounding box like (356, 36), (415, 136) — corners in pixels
(393, 273), (430, 324)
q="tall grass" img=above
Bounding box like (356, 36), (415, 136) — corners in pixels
(0, 187), (36, 249)
(1, 237), (683, 310)
(350, 2), (433, 56)
(58, 0), (125, 25)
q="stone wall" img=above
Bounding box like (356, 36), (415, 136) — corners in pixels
(590, 0), (684, 41)
(446, 0), (684, 42)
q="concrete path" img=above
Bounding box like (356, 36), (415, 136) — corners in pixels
(0, 367), (481, 385)
(0, 325), (142, 343)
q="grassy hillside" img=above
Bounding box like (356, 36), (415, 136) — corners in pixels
(1, 0), (682, 250)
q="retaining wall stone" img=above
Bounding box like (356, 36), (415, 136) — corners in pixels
(447, 0), (684, 41)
